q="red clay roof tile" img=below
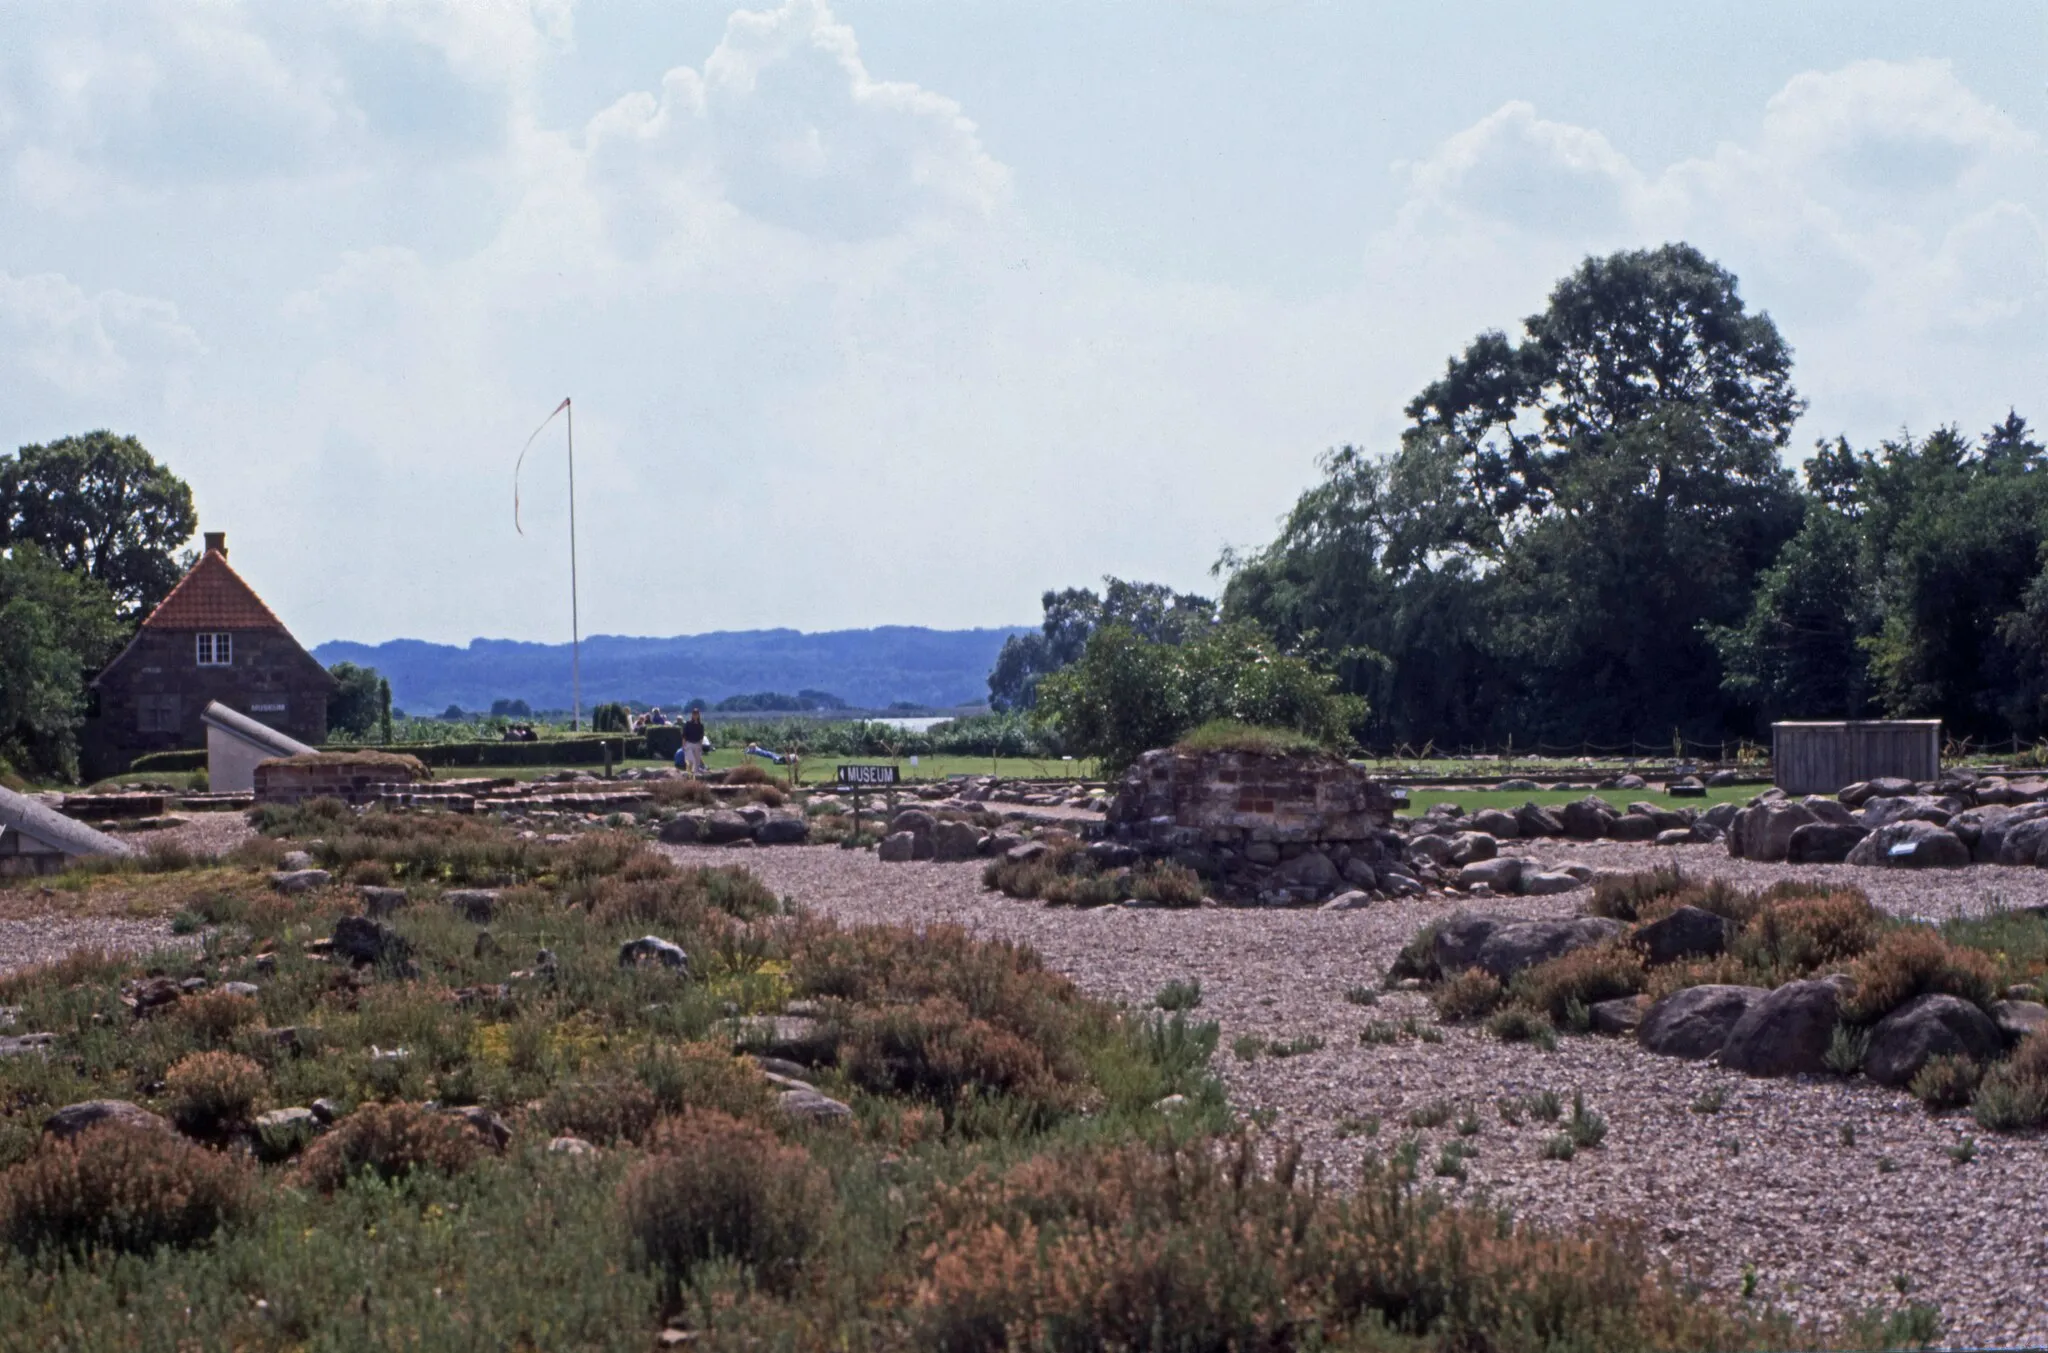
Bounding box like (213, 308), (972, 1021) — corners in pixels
(140, 548), (288, 632)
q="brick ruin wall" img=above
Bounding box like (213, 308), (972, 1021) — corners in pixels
(254, 757), (429, 806)
(1104, 748), (1398, 904)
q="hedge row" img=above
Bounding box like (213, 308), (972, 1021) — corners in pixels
(129, 737), (646, 776)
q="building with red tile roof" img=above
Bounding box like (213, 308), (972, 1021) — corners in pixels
(81, 533), (335, 780)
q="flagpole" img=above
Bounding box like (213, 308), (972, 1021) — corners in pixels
(566, 398), (582, 732)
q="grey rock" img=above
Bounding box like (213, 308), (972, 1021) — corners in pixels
(877, 831), (918, 863)
(1279, 849), (1339, 890)
(754, 812), (810, 845)
(1087, 841), (1141, 869)
(1406, 834), (1457, 866)
(1841, 777), (1916, 808)
(619, 934), (690, 972)
(699, 810), (754, 845)
(1341, 856), (1378, 888)
(932, 820), (985, 862)
(1633, 905), (1730, 965)
(1654, 828), (1696, 846)
(1474, 916), (1625, 980)
(1845, 820), (1971, 870)
(1496, 779), (1542, 792)
(1947, 804), (2016, 858)
(1991, 999), (2048, 1045)
(1379, 868), (1422, 897)
(331, 915), (409, 967)
(0, 1032), (56, 1057)
(1862, 795), (1956, 829)
(1706, 769), (1739, 787)
(735, 804), (768, 827)
(1590, 994), (1651, 1036)
(887, 809), (936, 841)
(1797, 796), (1858, 826)
(359, 886), (407, 917)
(1428, 913), (1503, 976)
(271, 868), (332, 894)
(310, 1098), (343, 1125)
(255, 1106), (317, 1134)
(45, 1099), (170, 1140)
(1615, 774), (1648, 789)
(778, 1086), (853, 1123)
(1862, 993), (2004, 1087)
(1993, 814), (2048, 867)
(1515, 803), (1564, 837)
(1456, 856), (1526, 893)
(1449, 831), (1497, 865)
(1319, 890), (1373, 911)
(1786, 821), (1868, 864)
(548, 1135), (598, 1157)
(1702, 801), (1740, 832)
(280, 850), (315, 870)
(1638, 985), (1768, 1059)
(1560, 796), (1616, 840)
(220, 981), (261, 998)
(1520, 871), (1583, 895)
(657, 814), (704, 844)
(445, 889), (500, 923)
(452, 1105), (511, 1150)
(1005, 840), (1050, 865)
(1629, 802), (1693, 831)
(1244, 839), (1281, 866)
(1726, 801), (1818, 862)
(1470, 809), (1520, 838)
(1720, 980), (1842, 1077)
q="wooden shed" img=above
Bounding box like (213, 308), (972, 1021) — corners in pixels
(1772, 721), (1942, 796)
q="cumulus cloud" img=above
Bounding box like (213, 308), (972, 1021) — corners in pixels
(1400, 101), (1641, 239)
(0, 271), (202, 398)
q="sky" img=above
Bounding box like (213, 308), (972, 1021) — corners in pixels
(0, 0), (2041, 647)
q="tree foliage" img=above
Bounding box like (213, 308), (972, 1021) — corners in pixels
(1034, 622), (1363, 773)
(0, 547), (125, 779)
(0, 433), (197, 620)
(989, 577), (1217, 711)
(326, 663), (390, 739)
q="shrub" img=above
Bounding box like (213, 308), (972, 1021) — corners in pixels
(725, 764), (774, 786)
(541, 1077), (660, 1146)
(841, 997), (1067, 1123)
(0, 1125), (252, 1259)
(1485, 1007), (1558, 1050)
(651, 777), (715, 807)
(1908, 1055), (1980, 1110)
(622, 1111), (829, 1296)
(1823, 1023), (1870, 1077)
(1431, 968), (1505, 1022)
(1154, 979), (1202, 1012)
(1840, 929), (1998, 1022)
(1737, 892), (1879, 973)
(1130, 861), (1204, 907)
(635, 1044), (777, 1123)
(1588, 865), (1690, 922)
(164, 1052), (265, 1137)
(1973, 1067), (2048, 1131)
(1388, 920), (1444, 983)
(1172, 720), (1323, 756)
(174, 990), (261, 1047)
(297, 1102), (481, 1192)
(1512, 944), (1646, 1024)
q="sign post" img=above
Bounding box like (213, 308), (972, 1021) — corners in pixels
(837, 764), (900, 847)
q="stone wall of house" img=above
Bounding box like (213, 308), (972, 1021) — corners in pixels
(83, 630), (333, 780)
(1104, 748), (1398, 904)
(254, 754), (429, 806)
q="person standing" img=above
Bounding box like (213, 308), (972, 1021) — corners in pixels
(680, 707), (707, 777)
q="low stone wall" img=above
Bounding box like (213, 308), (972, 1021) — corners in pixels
(254, 753), (430, 806)
(1104, 748), (1397, 904)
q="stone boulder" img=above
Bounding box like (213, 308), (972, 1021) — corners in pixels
(754, 812), (810, 845)
(1719, 979), (1841, 1077)
(1993, 814), (2048, 867)
(699, 811), (755, 845)
(1629, 803), (1693, 832)
(1515, 803), (1564, 837)
(618, 935), (690, 971)
(1840, 777), (1917, 808)
(1279, 849), (1339, 891)
(1455, 857), (1525, 894)
(1800, 796), (1859, 826)
(1450, 832), (1498, 865)
(1861, 993), (2004, 1087)
(444, 889), (500, 924)
(1519, 871), (1583, 895)
(45, 1099), (170, 1140)
(877, 831), (919, 863)
(1406, 834), (1457, 866)
(359, 886), (407, 918)
(1947, 804), (2015, 860)
(1726, 801), (1817, 862)
(1604, 813), (1660, 842)
(1862, 795), (1956, 829)
(331, 916), (409, 967)
(1474, 917), (1624, 980)
(1786, 821), (1867, 864)
(271, 869), (331, 894)
(1638, 985), (1767, 1059)
(1319, 890), (1374, 911)
(1992, 999), (2048, 1045)
(1844, 820), (1971, 870)
(1633, 905), (1730, 965)
(931, 820), (984, 862)
(1590, 995), (1651, 1035)
(1470, 809), (1520, 838)
(1559, 796), (1616, 841)
(1428, 913), (1504, 977)
(1701, 801), (1741, 833)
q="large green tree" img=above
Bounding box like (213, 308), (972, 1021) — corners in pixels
(988, 577), (1216, 711)
(0, 546), (125, 779)
(0, 432), (198, 620)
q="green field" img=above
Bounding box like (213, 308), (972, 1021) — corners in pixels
(1394, 784), (1759, 817)
(429, 751), (1103, 788)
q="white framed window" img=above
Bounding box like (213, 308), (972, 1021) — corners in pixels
(196, 632), (233, 666)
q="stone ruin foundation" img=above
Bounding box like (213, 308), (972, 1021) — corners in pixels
(1102, 747), (1397, 904)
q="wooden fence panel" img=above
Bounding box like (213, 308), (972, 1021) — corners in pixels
(1773, 721), (1941, 795)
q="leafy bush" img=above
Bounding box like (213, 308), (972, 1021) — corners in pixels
(1485, 1007), (1558, 1050)
(1154, 979), (1202, 1012)
(1431, 968), (1505, 1022)
(164, 1051), (265, 1138)
(1173, 720), (1324, 756)
(634, 1044), (777, 1123)
(1589, 864), (1692, 922)
(1908, 1055), (1980, 1110)
(1735, 891), (1879, 973)
(1512, 944), (1646, 1024)
(591, 702), (631, 733)
(0, 1125), (252, 1259)
(1840, 929), (1998, 1022)
(841, 997), (1070, 1125)
(174, 990), (261, 1047)
(1970, 1031), (2048, 1131)
(725, 764), (774, 786)
(541, 1077), (660, 1146)
(297, 1102), (481, 1192)
(621, 1111), (829, 1297)
(1130, 861), (1205, 907)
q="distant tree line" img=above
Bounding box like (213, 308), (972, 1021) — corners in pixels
(1009, 244), (2044, 763)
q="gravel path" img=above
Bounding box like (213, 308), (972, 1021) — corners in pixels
(664, 840), (2048, 1349)
(0, 917), (195, 975)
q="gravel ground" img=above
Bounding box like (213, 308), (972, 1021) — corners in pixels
(0, 917), (196, 975)
(151, 812), (260, 859)
(663, 839), (2048, 1349)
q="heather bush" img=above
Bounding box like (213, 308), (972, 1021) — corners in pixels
(1512, 944), (1646, 1024)
(621, 1111), (829, 1297)
(0, 1125), (253, 1259)
(1129, 861), (1204, 907)
(174, 989), (262, 1047)
(542, 1077), (660, 1145)
(634, 1044), (777, 1123)
(724, 764), (774, 787)
(297, 1102), (481, 1192)
(1733, 891), (1879, 974)
(841, 997), (1072, 1125)
(1588, 864), (1691, 922)
(164, 1051), (265, 1138)
(1908, 1054), (1981, 1110)
(1840, 929), (1998, 1022)
(1431, 967), (1505, 1022)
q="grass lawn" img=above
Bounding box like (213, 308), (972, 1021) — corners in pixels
(1395, 784), (1759, 818)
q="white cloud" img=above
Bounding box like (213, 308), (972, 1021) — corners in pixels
(0, 271), (202, 399)
(1400, 101), (1641, 239)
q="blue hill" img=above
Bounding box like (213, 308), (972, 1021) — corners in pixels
(311, 627), (1027, 713)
